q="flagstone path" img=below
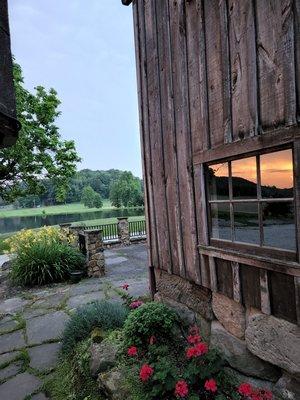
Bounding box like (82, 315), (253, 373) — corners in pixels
(0, 243), (148, 400)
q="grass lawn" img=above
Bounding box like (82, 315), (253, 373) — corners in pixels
(75, 214), (145, 227)
(0, 200), (117, 219)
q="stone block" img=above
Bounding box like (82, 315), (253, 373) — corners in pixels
(155, 294), (196, 325)
(245, 311), (300, 378)
(212, 292), (246, 339)
(224, 367), (274, 392)
(29, 342), (61, 372)
(0, 372), (42, 400)
(211, 321), (281, 381)
(274, 373), (300, 400)
(98, 367), (130, 400)
(155, 270), (213, 320)
(90, 340), (118, 377)
(195, 313), (211, 341)
(0, 330), (26, 354)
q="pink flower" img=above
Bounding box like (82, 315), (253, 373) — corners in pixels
(149, 335), (156, 345)
(139, 364), (154, 382)
(121, 283), (129, 290)
(129, 300), (144, 309)
(174, 380), (189, 398)
(204, 379), (217, 393)
(238, 383), (253, 397)
(127, 346), (138, 357)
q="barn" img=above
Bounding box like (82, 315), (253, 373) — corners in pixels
(123, 0), (300, 393)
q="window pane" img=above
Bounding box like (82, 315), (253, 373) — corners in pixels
(234, 202), (260, 245)
(232, 157), (257, 199)
(208, 163), (229, 200)
(260, 149), (293, 198)
(262, 201), (296, 251)
(210, 203), (231, 240)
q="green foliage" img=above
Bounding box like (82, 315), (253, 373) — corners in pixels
(0, 61), (81, 202)
(10, 240), (85, 286)
(110, 171), (144, 208)
(81, 185), (103, 209)
(44, 339), (102, 400)
(62, 300), (129, 355)
(123, 302), (178, 348)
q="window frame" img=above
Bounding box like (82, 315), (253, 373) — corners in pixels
(206, 145), (297, 262)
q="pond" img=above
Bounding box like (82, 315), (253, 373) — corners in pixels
(0, 208), (145, 235)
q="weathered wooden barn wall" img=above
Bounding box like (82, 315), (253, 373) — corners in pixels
(132, 0), (300, 327)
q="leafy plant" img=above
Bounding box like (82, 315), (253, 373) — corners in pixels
(10, 239), (85, 286)
(62, 300), (129, 355)
(123, 302), (178, 348)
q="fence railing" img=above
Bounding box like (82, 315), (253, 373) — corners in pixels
(129, 220), (146, 238)
(84, 219), (146, 242)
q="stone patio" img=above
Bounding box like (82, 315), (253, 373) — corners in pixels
(0, 243), (148, 400)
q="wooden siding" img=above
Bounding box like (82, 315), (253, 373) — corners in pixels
(132, 0), (300, 324)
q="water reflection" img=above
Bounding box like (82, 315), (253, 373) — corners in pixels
(210, 203), (231, 240)
(262, 201), (296, 250)
(234, 202), (259, 244)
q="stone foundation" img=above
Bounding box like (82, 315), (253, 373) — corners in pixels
(85, 230), (105, 277)
(154, 269), (300, 400)
(117, 217), (130, 246)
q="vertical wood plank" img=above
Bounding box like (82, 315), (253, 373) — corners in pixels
(209, 256), (217, 291)
(155, 0), (184, 276)
(200, 254), (211, 288)
(168, 0), (200, 282)
(232, 261), (241, 303)
(240, 264), (261, 309)
(216, 259), (234, 299)
(294, 276), (300, 325)
(260, 269), (271, 315)
(135, 0), (159, 269)
(204, 0), (232, 147)
(228, 0), (258, 140)
(256, 0), (296, 129)
(294, 0), (300, 121)
(144, 0), (172, 272)
(185, 0), (209, 153)
(132, 2), (152, 269)
(269, 271), (297, 323)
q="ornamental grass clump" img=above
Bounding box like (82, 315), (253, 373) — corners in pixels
(8, 226), (84, 286)
(62, 300), (129, 355)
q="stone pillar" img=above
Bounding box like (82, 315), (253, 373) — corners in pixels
(85, 229), (105, 277)
(117, 217), (130, 246)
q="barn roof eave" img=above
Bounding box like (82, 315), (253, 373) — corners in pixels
(121, 0), (133, 5)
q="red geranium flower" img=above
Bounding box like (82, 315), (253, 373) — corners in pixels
(187, 334), (201, 344)
(195, 342), (208, 355)
(189, 325), (200, 336)
(129, 300), (144, 309)
(174, 380), (189, 398)
(127, 346), (138, 357)
(149, 335), (156, 345)
(238, 383), (253, 397)
(186, 346), (198, 359)
(121, 283), (129, 290)
(139, 364), (154, 382)
(259, 390), (273, 400)
(204, 379), (217, 393)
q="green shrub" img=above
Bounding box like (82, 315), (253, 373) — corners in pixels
(62, 300), (129, 355)
(44, 339), (103, 400)
(123, 302), (178, 348)
(10, 240), (85, 286)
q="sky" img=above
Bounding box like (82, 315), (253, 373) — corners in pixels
(8, 0), (142, 177)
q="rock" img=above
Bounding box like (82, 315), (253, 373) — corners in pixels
(245, 311), (300, 378)
(274, 373), (300, 400)
(0, 317), (19, 334)
(212, 292), (246, 339)
(90, 340), (118, 377)
(98, 367), (130, 400)
(155, 294), (196, 325)
(31, 394), (49, 400)
(26, 311), (69, 345)
(29, 342), (61, 372)
(224, 367), (274, 392)
(0, 330), (26, 354)
(0, 297), (29, 314)
(155, 270), (213, 320)
(32, 293), (67, 309)
(195, 313), (211, 341)
(0, 351), (20, 367)
(211, 321), (281, 381)
(0, 361), (22, 381)
(0, 372), (42, 400)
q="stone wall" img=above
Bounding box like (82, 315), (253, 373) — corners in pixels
(154, 269), (300, 400)
(85, 230), (105, 278)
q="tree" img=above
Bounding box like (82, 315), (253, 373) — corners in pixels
(81, 185), (103, 209)
(109, 171), (144, 208)
(0, 61), (81, 202)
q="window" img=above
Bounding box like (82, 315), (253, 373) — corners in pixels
(207, 148), (296, 254)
